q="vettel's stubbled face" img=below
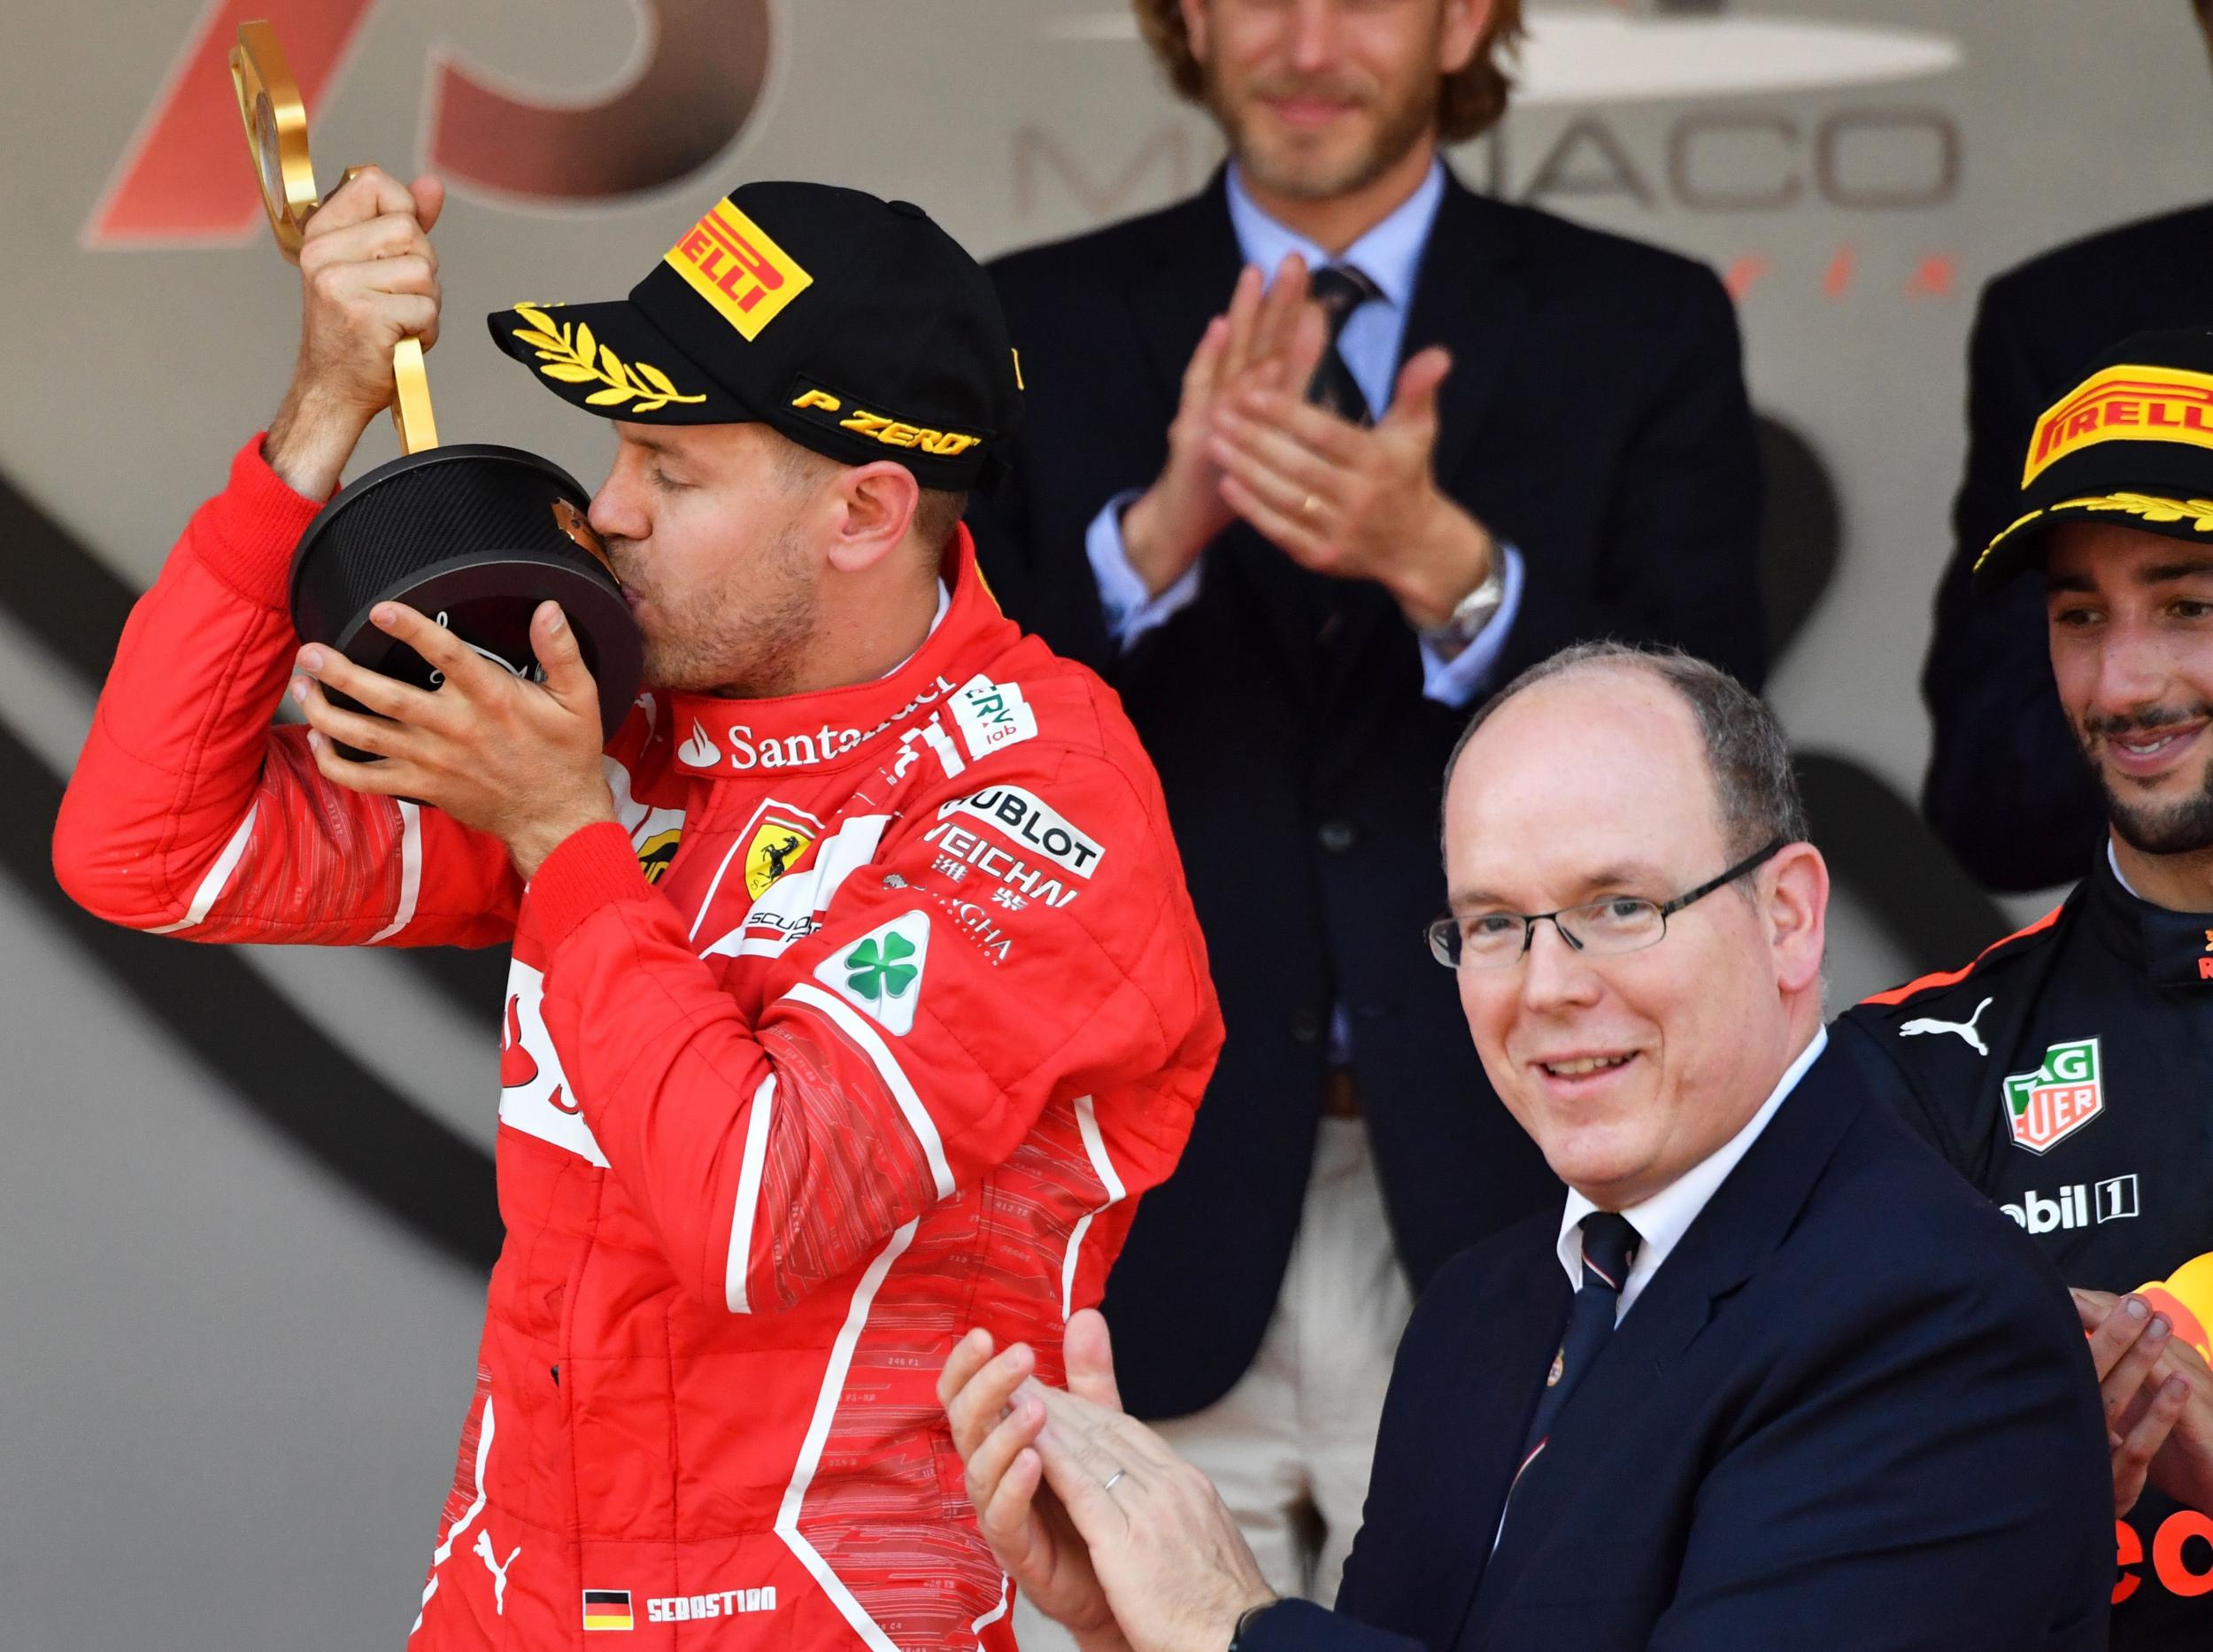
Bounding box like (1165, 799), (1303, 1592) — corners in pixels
(587, 421), (822, 699)
(2047, 519), (2213, 857)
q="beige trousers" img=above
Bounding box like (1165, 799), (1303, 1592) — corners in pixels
(1014, 1117), (1415, 1648)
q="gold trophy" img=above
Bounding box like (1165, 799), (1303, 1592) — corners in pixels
(230, 21), (640, 758)
(231, 21), (437, 452)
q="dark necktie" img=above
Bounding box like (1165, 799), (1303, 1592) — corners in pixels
(1508, 1211), (1641, 1505)
(1305, 264), (1381, 427)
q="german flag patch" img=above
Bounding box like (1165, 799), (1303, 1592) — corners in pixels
(582, 1588), (635, 1632)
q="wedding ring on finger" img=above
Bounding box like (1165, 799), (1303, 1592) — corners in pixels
(1103, 1468), (1128, 1494)
(1301, 493), (1320, 515)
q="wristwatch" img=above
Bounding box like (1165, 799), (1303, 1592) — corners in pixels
(1228, 1601), (1280, 1651)
(1419, 555), (1507, 660)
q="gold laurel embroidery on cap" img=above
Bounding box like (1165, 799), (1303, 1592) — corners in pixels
(1976, 506), (2047, 570)
(2054, 492), (2213, 533)
(510, 302), (706, 413)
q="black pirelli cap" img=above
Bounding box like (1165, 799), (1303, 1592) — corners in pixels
(1977, 328), (2213, 591)
(488, 181), (1022, 490)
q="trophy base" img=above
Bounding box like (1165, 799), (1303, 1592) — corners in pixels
(289, 444), (644, 764)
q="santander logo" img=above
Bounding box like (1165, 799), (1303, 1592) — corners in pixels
(677, 675), (960, 773)
(677, 719), (723, 768)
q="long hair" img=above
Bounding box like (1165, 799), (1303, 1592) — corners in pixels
(1131, 0), (1524, 143)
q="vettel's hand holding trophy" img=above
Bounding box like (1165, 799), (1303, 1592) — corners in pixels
(233, 22), (640, 779)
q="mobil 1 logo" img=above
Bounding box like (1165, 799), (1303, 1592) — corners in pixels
(2001, 1174), (2140, 1235)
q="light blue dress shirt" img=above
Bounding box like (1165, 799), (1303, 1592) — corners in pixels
(1082, 158), (1525, 707)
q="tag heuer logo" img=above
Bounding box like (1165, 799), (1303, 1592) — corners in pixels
(813, 912), (930, 1036)
(2001, 1037), (2105, 1154)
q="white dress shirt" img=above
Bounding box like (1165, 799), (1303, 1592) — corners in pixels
(1554, 1028), (1831, 1324)
(1081, 158), (1525, 708)
(1492, 1030), (1831, 1554)
(2108, 838), (2142, 899)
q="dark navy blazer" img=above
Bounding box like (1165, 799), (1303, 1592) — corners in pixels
(1243, 1045), (2113, 1651)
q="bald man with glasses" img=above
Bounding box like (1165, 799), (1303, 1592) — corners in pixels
(938, 641), (2111, 1652)
(1423, 838), (1785, 973)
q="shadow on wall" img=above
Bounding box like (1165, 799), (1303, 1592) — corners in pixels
(0, 421), (2009, 1265)
(1754, 413), (2012, 971)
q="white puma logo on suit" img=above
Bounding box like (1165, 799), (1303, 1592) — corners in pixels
(473, 1529), (520, 1615)
(1900, 996), (1993, 1057)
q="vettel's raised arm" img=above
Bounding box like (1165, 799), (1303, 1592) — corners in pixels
(55, 171), (1221, 1650)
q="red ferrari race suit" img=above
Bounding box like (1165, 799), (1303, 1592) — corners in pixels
(54, 438), (1222, 1649)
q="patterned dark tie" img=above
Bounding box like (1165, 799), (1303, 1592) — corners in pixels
(1507, 1211), (1641, 1507)
(1305, 264), (1381, 427)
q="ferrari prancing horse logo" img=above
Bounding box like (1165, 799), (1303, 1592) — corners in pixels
(744, 814), (815, 900)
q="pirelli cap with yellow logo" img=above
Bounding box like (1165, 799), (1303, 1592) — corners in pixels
(486, 180), (1021, 490)
(1977, 329), (2213, 591)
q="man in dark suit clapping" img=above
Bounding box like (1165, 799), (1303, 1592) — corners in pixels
(939, 644), (2110, 1652)
(966, 1), (1763, 1612)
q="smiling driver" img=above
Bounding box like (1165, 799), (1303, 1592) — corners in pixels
(1837, 329), (2213, 1652)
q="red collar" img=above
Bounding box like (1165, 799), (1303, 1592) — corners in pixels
(660, 526), (1015, 779)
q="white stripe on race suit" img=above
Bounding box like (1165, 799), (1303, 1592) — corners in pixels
(148, 803), (258, 934)
(973, 1573), (1011, 1636)
(724, 1073), (778, 1314)
(688, 834), (752, 944)
(1060, 1096), (1128, 1319)
(781, 982), (954, 1200)
(920, 718), (966, 779)
(367, 801), (423, 943)
(775, 1221), (918, 1652)
(806, 815), (889, 915)
(411, 1395), (496, 1636)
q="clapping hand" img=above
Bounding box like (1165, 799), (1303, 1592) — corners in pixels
(939, 1309), (1276, 1652)
(2075, 1287), (2213, 1516)
(1125, 252), (1499, 637)
(1121, 256), (1329, 599)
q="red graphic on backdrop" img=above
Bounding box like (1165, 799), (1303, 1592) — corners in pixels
(88, 0), (374, 246)
(87, 0), (770, 247)
(430, 0), (769, 202)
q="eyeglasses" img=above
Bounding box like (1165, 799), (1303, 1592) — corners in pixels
(1425, 839), (1788, 971)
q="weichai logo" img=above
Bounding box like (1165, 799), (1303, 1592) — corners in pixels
(2023, 367), (2213, 483)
